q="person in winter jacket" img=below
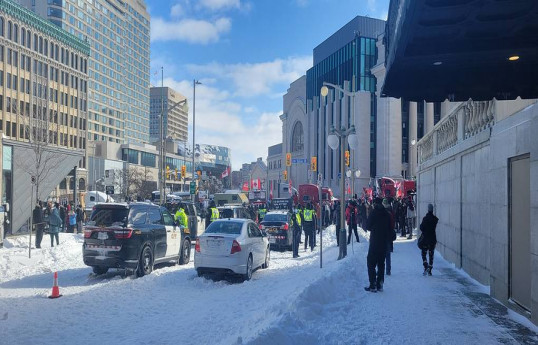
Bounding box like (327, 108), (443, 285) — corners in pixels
(68, 209), (77, 233)
(48, 203), (62, 247)
(419, 204), (439, 276)
(406, 196), (416, 239)
(59, 204), (66, 232)
(33, 203), (44, 248)
(302, 203), (316, 251)
(76, 205), (85, 234)
(206, 200), (219, 227)
(383, 199), (396, 276)
(346, 200), (360, 244)
(290, 208), (302, 258)
(364, 197), (391, 292)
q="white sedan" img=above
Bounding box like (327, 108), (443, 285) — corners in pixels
(194, 219), (270, 281)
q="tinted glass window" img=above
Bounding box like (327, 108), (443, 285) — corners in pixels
(129, 208), (147, 226)
(88, 208), (128, 227)
(148, 207), (162, 225)
(219, 209), (235, 219)
(262, 214), (287, 222)
(205, 221), (243, 235)
(161, 207), (174, 226)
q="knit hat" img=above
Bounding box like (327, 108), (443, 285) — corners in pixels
(428, 204), (434, 212)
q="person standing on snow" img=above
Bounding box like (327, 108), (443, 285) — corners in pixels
(419, 204), (438, 276)
(364, 197), (391, 292)
(406, 196), (416, 239)
(302, 203), (316, 251)
(206, 200), (219, 227)
(383, 198), (396, 276)
(346, 200), (360, 244)
(174, 205), (188, 229)
(48, 203), (62, 247)
(290, 208), (302, 258)
(33, 202), (44, 248)
(76, 205), (85, 234)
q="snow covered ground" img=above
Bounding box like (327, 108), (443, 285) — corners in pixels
(0, 228), (537, 345)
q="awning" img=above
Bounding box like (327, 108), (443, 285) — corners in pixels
(382, 0), (538, 102)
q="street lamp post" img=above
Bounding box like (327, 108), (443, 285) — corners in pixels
(322, 84), (359, 260)
(192, 80), (202, 201)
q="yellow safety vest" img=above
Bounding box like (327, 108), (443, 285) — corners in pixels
(294, 213), (302, 226)
(303, 209), (313, 222)
(174, 209), (188, 228)
(210, 208), (219, 221)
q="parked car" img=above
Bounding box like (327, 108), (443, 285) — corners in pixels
(259, 211), (293, 251)
(82, 202), (192, 277)
(217, 204), (255, 221)
(194, 219), (270, 281)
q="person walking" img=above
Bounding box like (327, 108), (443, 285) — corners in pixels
(383, 199), (396, 276)
(291, 208), (302, 258)
(302, 203), (316, 251)
(76, 205), (84, 234)
(346, 200), (360, 244)
(419, 204), (438, 276)
(364, 197), (391, 292)
(406, 196), (416, 239)
(33, 202), (44, 248)
(48, 203), (62, 247)
(399, 198), (408, 237)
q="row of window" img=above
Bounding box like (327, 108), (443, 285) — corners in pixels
(0, 16), (88, 74)
(1, 119), (86, 149)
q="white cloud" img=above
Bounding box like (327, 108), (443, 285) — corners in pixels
(199, 0), (240, 11)
(159, 77), (282, 169)
(170, 4), (184, 17)
(367, 0), (376, 12)
(187, 56), (312, 97)
(151, 17), (231, 44)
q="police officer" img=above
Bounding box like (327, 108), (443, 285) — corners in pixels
(290, 208), (302, 258)
(303, 203), (316, 251)
(206, 200), (219, 227)
(258, 203), (267, 222)
(174, 205), (188, 229)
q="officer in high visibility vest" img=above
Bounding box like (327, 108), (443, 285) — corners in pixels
(206, 200), (219, 227)
(290, 208), (302, 258)
(303, 203), (316, 251)
(174, 206), (188, 229)
(258, 204), (267, 222)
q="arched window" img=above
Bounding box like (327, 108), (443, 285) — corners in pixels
(21, 27), (25, 46)
(26, 30), (31, 48)
(78, 178), (86, 191)
(0, 17), (4, 37)
(59, 178), (67, 189)
(13, 24), (18, 43)
(291, 122), (304, 152)
(7, 21), (12, 40)
(34, 33), (38, 51)
(44, 39), (48, 56)
(69, 177), (75, 190)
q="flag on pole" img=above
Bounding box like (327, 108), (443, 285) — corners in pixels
(242, 182), (249, 191)
(251, 178), (261, 190)
(269, 181), (273, 200)
(221, 167), (229, 179)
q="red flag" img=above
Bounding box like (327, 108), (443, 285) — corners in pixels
(242, 182), (249, 191)
(251, 178), (261, 190)
(269, 181), (273, 199)
(221, 167), (229, 178)
(288, 178), (292, 196)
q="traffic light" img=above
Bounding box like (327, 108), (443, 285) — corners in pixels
(345, 150), (350, 166)
(175, 168), (178, 180)
(181, 165), (186, 177)
(283, 170), (288, 181)
(311, 156), (317, 171)
(166, 165), (170, 179)
(286, 153), (291, 167)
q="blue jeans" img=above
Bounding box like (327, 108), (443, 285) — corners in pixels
(385, 242), (392, 274)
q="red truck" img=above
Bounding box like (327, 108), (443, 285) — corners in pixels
(378, 177), (397, 198)
(298, 184), (321, 220)
(321, 187), (334, 207)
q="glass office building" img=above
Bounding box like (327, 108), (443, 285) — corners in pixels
(18, 0), (151, 144)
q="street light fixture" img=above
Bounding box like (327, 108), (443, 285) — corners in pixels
(327, 123), (358, 260)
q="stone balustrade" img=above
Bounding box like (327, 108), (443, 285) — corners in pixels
(418, 100), (496, 163)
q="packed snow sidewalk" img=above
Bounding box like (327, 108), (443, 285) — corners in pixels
(0, 229), (537, 345)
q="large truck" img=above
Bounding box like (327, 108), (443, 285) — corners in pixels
(298, 184), (321, 221)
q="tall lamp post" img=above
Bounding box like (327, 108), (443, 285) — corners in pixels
(322, 84), (359, 260)
(192, 79), (202, 201)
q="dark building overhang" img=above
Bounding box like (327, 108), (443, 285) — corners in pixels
(382, 0), (538, 102)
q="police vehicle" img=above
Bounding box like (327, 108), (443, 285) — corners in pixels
(259, 210), (293, 251)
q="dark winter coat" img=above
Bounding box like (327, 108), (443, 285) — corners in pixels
(345, 204), (358, 225)
(365, 203), (391, 254)
(419, 211), (438, 248)
(33, 206), (43, 225)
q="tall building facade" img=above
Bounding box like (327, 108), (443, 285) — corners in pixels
(0, 0), (90, 235)
(18, 0), (151, 144)
(150, 87), (188, 143)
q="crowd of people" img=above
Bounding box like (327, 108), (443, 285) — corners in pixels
(32, 201), (86, 248)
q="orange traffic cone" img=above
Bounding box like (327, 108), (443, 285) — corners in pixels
(48, 271), (62, 299)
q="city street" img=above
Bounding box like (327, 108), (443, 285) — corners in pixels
(1, 229), (536, 345)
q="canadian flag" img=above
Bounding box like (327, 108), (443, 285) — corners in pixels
(251, 178), (261, 190)
(221, 167), (230, 179)
(242, 182), (249, 191)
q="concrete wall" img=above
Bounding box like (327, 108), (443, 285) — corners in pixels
(417, 102), (538, 325)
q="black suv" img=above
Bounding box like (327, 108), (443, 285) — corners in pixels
(260, 211), (293, 251)
(83, 203), (191, 277)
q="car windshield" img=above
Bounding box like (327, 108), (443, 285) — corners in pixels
(219, 209), (235, 218)
(205, 221), (243, 235)
(263, 214), (287, 222)
(87, 208), (129, 227)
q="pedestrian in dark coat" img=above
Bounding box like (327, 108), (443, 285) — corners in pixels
(364, 198), (391, 292)
(346, 200), (360, 244)
(383, 199), (396, 276)
(59, 204), (66, 232)
(33, 203), (44, 248)
(76, 205), (84, 234)
(291, 209), (302, 258)
(419, 204), (438, 276)
(399, 199), (407, 237)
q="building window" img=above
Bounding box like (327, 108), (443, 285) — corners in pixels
(122, 149), (139, 164)
(141, 152), (156, 167)
(79, 178), (86, 191)
(291, 122), (304, 153)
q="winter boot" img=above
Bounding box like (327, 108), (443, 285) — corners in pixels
(364, 285), (377, 293)
(376, 282), (384, 292)
(423, 265), (428, 276)
(427, 266), (432, 276)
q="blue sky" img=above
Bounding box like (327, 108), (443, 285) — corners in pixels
(148, 0), (389, 170)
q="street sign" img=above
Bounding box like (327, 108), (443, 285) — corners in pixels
(189, 181), (196, 194)
(292, 158), (307, 164)
(317, 173), (323, 186)
(105, 185), (114, 195)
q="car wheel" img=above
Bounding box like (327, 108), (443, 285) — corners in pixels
(178, 238), (191, 265)
(136, 245), (153, 277)
(92, 266), (108, 275)
(243, 254), (253, 281)
(262, 248), (270, 269)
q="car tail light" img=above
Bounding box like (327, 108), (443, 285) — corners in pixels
(280, 223), (289, 230)
(114, 229), (133, 239)
(195, 238), (200, 252)
(259, 224), (265, 230)
(230, 240), (241, 254)
(83, 229), (93, 238)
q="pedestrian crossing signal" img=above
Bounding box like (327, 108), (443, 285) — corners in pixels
(311, 156), (317, 171)
(283, 170), (288, 181)
(345, 150), (350, 166)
